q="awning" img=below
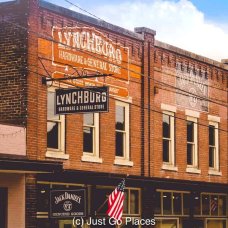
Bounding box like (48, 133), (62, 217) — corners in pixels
(0, 158), (62, 173)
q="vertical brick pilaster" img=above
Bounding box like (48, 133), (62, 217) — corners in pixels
(25, 174), (37, 228)
(135, 27), (156, 177)
(141, 186), (155, 228)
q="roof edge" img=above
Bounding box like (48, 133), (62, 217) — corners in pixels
(155, 40), (228, 70)
(39, 0), (144, 41)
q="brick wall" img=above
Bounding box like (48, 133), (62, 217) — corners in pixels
(0, 2), (28, 126)
(25, 174), (37, 228)
(24, 0), (144, 176)
(151, 44), (228, 184)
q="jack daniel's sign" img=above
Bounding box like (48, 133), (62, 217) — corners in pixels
(50, 190), (86, 218)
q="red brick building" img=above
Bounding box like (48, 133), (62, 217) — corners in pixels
(0, 0), (227, 227)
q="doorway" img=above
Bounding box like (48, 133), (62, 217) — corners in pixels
(0, 188), (7, 228)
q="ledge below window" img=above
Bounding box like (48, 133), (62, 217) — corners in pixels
(208, 169), (222, 176)
(114, 158), (133, 167)
(81, 155), (103, 163)
(45, 151), (69, 160)
(186, 167), (201, 174)
(162, 164), (178, 171)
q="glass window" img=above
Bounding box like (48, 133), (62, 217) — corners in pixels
(209, 125), (215, 168)
(162, 112), (174, 165)
(155, 219), (178, 228)
(218, 195), (226, 216)
(173, 193), (181, 214)
(130, 190), (139, 214)
(208, 121), (219, 171)
(183, 193), (190, 215)
(163, 114), (170, 162)
(163, 192), (172, 215)
(193, 193), (201, 215)
(123, 190), (129, 214)
(187, 121), (194, 165)
(47, 91), (65, 151)
(83, 113), (95, 153)
(115, 101), (129, 160)
(207, 220), (226, 228)
(202, 194), (210, 215)
(210, 195), (218, 215)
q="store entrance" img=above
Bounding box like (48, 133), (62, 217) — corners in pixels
(0, 188), (7, 228)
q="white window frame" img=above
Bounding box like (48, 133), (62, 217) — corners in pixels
(162, 110), (177, 171)
(46, 87), (68, 160)
(81, 113), (102, 163)
(186, 116), (200, 174)
(208, 121), (220, 175)
(114, 100), (133, 166)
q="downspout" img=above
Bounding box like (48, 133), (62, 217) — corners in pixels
(148, 41), (151, 176)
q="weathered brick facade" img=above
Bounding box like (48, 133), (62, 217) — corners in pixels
(0, 0), (227, 227)
(0, 1), (28, 126)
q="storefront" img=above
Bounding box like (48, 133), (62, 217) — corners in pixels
(154, 190), (227, 228)
(36, 172), (142, 228)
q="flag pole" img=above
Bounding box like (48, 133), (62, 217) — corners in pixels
(95, 196), (108, 215)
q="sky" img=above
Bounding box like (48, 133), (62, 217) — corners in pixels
(1, 0), (228, 61)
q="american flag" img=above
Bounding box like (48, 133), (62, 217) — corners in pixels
(106, 179), (125, 221)
(210, 197), (218, 212)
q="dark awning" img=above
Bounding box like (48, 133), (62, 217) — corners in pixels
(0, 158), (62, 173)
(38, 169), (228, 193)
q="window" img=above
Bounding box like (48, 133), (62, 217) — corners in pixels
(81, 113), (102, 163)
(162, 111), (175, 169)
(208, 122), (219, 171)
(114, 101), (132, 166)
(46, 89), (67, 159)
(155, 190), (190, 216)
(186, 117), (198, 169)
(194, 193), (227, 216)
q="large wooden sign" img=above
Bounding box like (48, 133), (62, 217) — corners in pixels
(52, 26), (129, 81)
(50, 190), (86, 218)
(55, 86), (109, 114)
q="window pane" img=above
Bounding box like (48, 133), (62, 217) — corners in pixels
(187, 121), (194, 142)
(47, 91), (59, 120)
(47, 122), (59, 149)
(83, 113), (94, 126)
(209, 147), (215, 168)
(211, 195), (218, 215)
(116, 105), (125, 131)
(163, 139), (170, 162)
(173, 193), (181, 214)
(116, 131), (124, 157)
(155, 219), (177, 228)
(130, 190), (139, 214)
(37, 185), (50, 212)
(207, 220), (226, 228)
(163, 192), (172, 215)
(83, 126), (93, 153)
(154, 191), (161, 214)
(193, 193), (200, 215)
(209, 125), (215, 146)
(218, 196), (226, 216)
(187, 143), (193, 165)
(163, 114), (170, 138)
(202, 194), (210, 215)
(123, 190), (128, 214)
(183, 193), (190, 215)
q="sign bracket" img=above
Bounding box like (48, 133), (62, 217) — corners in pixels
(42, 73), (113, 85)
